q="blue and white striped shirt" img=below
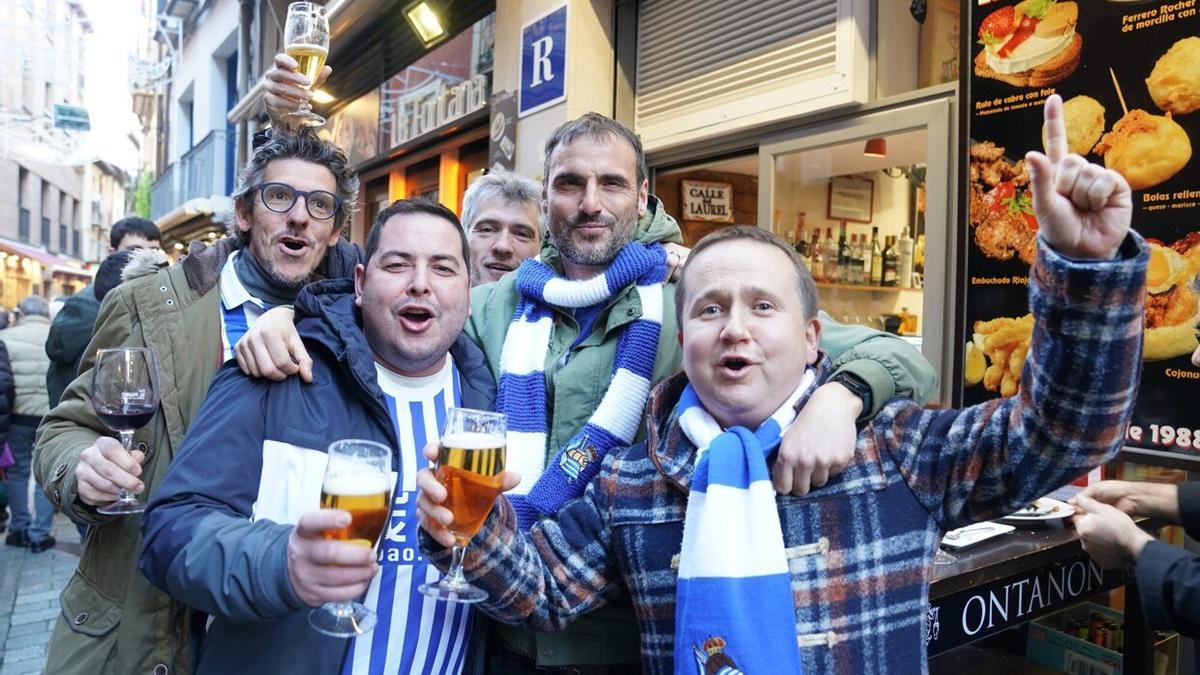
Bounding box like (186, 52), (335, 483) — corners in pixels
(218, 251), (269, 363)
(341, 356), (472, 675)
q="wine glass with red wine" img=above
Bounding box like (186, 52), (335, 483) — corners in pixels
(91, 347), (161, 515)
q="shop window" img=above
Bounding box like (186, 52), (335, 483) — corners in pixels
(917, 0), (960, 89)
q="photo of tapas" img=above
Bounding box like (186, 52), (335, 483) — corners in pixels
(974, 0), (1081, 88)
(1147, 36), (1200, 116)
(1060, 94), (1106, 156)
(1094, 109), (1192, 190)
(964, 313), (1034, 398)
(1144, 234), (1200, 361)
(968, 141), (1038, 265)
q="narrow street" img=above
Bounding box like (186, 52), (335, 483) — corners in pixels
(0, 514), (83, 675)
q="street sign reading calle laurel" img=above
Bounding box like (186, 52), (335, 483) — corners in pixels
(681, 180), (734, 223)
(388, 74), (489, 149)
(53, 104), (90, 131)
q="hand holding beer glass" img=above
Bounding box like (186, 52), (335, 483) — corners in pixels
(308, 439), (392, 636)
(418, 409), (506, 604)
(282, 1), (329, 127)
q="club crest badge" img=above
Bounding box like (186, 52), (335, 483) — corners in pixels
(692, 636), (744, 675)
(558, 435), (596, 482)
(925, 606), (941, 645)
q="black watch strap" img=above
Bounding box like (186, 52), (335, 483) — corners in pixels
(830, 371), (873, 419)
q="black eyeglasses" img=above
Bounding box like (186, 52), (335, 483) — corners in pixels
(254, 182), (343, 220)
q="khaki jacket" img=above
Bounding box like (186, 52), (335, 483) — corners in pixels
(34, 239), (233, 675)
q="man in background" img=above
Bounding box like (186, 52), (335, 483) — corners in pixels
(461, 170), (542, 285)
(3, 296), (53, 552)
(46, 217), (162, 407)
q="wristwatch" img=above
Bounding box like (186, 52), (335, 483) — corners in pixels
(829, 371), (873, 421)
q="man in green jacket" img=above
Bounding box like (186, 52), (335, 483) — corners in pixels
(32, 130), (361, 675)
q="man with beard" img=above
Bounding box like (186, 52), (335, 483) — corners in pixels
(33, 129), (362, 675)
(139, 199), (493, 673)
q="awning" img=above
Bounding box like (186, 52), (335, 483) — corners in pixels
(50, 264), (94, 280)
(0, 238), (68, 268)
(154, 196), (233, 234)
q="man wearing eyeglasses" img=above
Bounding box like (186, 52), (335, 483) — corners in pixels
(33, 129), (362, 675)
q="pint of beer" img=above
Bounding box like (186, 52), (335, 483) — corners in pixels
(320, 472), (390, 548)
(283, 2), (330, 127)
(418, 409), (507, 604)
(285, 42), (328, 90)
(437, 432), (506, 541)
(318, 439), (392, 549)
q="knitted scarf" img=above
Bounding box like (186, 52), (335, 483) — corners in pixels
(498, 241), (667, 530)
(674, 371), (815, 675)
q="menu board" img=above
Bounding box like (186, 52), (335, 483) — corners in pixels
(961, 0), (1200, 458)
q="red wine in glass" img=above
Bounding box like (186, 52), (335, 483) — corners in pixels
(91, 348), (161, 516)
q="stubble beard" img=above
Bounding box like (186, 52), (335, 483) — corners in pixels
(552, 208), (640, 267)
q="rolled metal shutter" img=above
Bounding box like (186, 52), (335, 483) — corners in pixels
(635, 0), (870, 151)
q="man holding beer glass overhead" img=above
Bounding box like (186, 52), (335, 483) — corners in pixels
(141, 200), (496, 674)
(35, 130), (361, 674)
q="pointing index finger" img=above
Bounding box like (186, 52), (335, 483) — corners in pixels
(1042, 94), (1067, 166)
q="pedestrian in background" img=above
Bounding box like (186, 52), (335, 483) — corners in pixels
(3, 295), (53, 552)
(46, 218), (161, 408)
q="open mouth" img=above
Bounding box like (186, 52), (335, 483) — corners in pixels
(397, 305), (436, 332)
(718, 356), (754, 375)
(278, 237), (310, 255)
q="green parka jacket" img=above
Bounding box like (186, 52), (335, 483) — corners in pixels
(465, 196), (938, 667)
(33, 239), (234, 675)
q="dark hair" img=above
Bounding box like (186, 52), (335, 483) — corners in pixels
(366, 199), (469, 268)
(675, 226), (819, 325)
(109, 217), (161, 249)
(94, 250), (134, 302)
(543, 112), (647, 188)
(229, 128), (360, 243)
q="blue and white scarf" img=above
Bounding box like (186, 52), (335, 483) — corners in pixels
(497, 242), (667, 529)
(674, 371), (815, 675)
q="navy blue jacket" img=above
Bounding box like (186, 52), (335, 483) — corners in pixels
(1137, 481), (1200, 639)
(139, 278), (495, 674)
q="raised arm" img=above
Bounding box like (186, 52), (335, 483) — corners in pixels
(883, 94), (1141, 528)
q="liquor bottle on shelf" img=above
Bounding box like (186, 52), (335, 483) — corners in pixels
(809, 230), (825, 282)
(849, 234), (864, 285)
(794, 218), (810, 269)
(883, 235), (898, 286)
(868, 226), (883, 286)
(897, 227), (914, 288)
(836, 223), (849, 283)
(915, 233), (926, 275)
(824, 227), (839, 283)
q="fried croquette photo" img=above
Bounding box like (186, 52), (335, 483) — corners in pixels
(1094, 109), (1191, 190)
(1147, 37), (1200, 116)
(1060, 95), (1105, 156)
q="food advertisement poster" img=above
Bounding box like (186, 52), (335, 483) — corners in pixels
(962, 0), (1200, 456)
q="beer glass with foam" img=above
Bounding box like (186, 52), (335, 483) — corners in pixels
(283, 1), (329, 127)
(418, 408), (506, 603)
(308, 439), (393, 636)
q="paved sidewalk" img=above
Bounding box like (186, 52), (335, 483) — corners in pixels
(0, 513), (84, 675)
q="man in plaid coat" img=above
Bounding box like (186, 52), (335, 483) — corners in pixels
(417, 95), (1144, 673)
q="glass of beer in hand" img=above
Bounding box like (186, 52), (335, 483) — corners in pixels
(283, 1), (329, 127)
(308, 439), (392, 637)
(418, 408), (506, 604)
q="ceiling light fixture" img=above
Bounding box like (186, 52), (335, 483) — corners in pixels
(863, 137), (887, 158)
(404, 1), (446, 47)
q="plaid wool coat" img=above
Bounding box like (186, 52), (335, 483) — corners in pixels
(431, 236), (1147, 674)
